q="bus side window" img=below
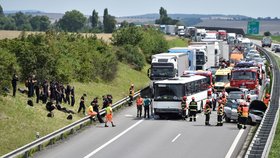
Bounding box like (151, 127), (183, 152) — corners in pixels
(185, 83), (190, 95)
(194, 81), (199, 93)
(190, 82), (195, 94)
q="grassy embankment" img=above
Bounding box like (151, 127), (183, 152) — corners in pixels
(268, 52), (280, 158)
(0, 33), (185, 156)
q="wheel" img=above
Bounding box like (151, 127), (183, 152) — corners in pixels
(247, 117), (252, 125)
(225, 115), (231, 123)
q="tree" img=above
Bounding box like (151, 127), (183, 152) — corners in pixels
(103, 8), (116, 33)
(30, 15), (50, 31)
(264, 31), (271, 36)
(91, 10), (98, 29)
(0, 16), (16, 30)
(58, 10), (87, 32)
(155, 7), (179, 25)
(12, 12), (32, 30)
(0, 4), (4, 17)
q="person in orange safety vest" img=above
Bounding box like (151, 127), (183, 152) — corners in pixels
(237, 102), (249, 129)
(263, 93), (270, 106)
(136, 95), (144, 117)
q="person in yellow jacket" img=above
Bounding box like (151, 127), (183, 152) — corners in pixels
(88, 104), (97, 121)
(104, 103), (116, 127)
(237, 102), (249, 129)
(128, 84), (135, 106)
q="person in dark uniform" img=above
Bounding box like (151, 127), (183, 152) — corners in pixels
(26, 75), (36, 97)
(102, 95), (109, 109)
(50, 81), (56, 100)
(34, 82), (41, 103)
(91, 97), (104, 123)
(143, 96), (151, 119)
(65, 84), (71, 105)
(42, 80), (49, 104)
(107, 94), (113, 104)
(70, 87), (75, 106)
(11, 74), (18, 97)
(78, 94), (86, 115)
(128, 84), (134, 106)
(189, 97), (198, 122)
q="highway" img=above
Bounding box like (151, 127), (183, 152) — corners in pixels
(35, 104), (249, 158)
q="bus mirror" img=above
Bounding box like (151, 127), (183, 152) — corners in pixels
(147, 68), (151, 77)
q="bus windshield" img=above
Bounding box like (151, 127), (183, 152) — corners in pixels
(232, 71), (256, 80)
(154, 84), (184, 101)
(215, 75), (229, 82)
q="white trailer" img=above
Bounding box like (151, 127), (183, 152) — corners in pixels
(148, 53), (189, 88)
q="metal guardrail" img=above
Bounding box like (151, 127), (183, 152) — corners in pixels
(2, 87), (148, 158)
(245, 46), (280, 158)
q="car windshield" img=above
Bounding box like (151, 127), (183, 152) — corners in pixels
(228, 92), (243, 100)
(232, 71), (256, 80)
(215, 75), (229, 82)
(154, 84), (184, 101)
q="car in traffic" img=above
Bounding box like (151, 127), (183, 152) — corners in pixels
(275, 46), (280, 53)
(271, 44), (280, 51)
(224, 99), (265, 125)
(262, 36), (272, 48)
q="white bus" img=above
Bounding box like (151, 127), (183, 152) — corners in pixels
(152, 75), (209, 116)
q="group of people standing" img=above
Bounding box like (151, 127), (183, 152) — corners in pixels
(180, 91), (227, 126)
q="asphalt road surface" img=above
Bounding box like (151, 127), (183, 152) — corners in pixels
(35, 104), (249, 158)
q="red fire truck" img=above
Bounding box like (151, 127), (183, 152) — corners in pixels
(230, 68), (260, 93)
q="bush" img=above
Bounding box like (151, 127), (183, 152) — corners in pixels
(0, 48), (19, 95)
(0, 32), (118, 84)
(116, 44), (145, 71)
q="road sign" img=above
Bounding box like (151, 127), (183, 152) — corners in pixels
(247, 20), (260, 35)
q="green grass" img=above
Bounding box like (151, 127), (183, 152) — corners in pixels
(0, 62), (149, 156)
(167, 38), (188, 48)
(269, 54), (280, 158)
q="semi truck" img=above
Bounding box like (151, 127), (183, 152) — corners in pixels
(189, 42), (218, 70)
(147, 53), (189, 88)
(168, 47), (196, 71)
(177, 25), (186, 37)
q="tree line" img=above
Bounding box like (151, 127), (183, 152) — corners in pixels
(0, 5), (116, 33)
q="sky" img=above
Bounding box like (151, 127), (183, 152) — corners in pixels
(1, 0), (279, 18)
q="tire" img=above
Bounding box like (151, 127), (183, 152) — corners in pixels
(247, 117), (252, 125)
(225, 115), (231, 123)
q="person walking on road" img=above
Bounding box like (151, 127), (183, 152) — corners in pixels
(216, 100), (224, 126)
(181, 96), (187, 120)
(136, 95), (143, 117)
(104, 103), (116, 127)
(88, 102), (97, 121)
(143, 96), (151, 119)
(128, 84), (135, 106)
(189, 97), (198, 122)
(204, 99), (211, 126)
(237, 102), (249, 129)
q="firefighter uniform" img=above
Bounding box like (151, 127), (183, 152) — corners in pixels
(181, 96), (187, 120)
(263, 94), (270, 106)
(189, 98), (197, 122)
(237, 102), (249, 129)
(204, 100), (211, 126)
(216, 100), (224, 126)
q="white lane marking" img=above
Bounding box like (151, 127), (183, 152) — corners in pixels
(225, 129), (244, 158)
(84, 119), (144, 158)
(125, 114), (134, 117)
(171, 134), (181, 143)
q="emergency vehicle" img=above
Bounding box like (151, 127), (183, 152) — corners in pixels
(230, 68), (259, 89)
(214, 68), (232, 92)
